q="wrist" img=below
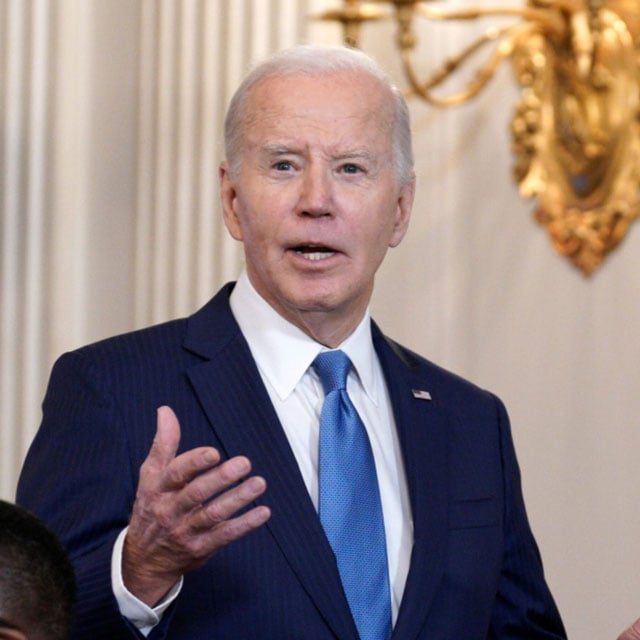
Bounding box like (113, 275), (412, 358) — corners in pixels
(122, 532), (181, 607)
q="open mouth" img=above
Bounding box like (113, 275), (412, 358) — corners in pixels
(292, 244), (337, 261)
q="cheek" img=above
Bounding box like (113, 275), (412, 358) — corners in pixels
(235, 210), (283, 261)
(235, 189), (290, 242)
(232, 198), (264, 244)
(356, 207), (401, 254)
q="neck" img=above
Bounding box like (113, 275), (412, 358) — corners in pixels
(240, 271), (371, 348)
(286, 308), (365, 348)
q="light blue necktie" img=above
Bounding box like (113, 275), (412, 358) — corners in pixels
(313, 350), (392, 640)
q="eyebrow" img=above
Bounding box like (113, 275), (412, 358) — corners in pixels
(332, 149), (375, 162)
(260, 144), (376, 163)
(260, 144), (301, 156)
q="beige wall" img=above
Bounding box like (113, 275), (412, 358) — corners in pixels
(1, 1), (639, 638)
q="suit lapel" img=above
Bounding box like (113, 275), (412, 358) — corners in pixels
(373, 326), (450, 640)
(183, 287), (359, 640)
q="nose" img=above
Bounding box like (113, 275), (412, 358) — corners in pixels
(297, 165), (332, 217)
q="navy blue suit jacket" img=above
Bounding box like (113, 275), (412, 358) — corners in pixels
(17, 284), (566, 639)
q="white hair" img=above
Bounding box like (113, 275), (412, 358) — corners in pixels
(223, 45), (414, 185)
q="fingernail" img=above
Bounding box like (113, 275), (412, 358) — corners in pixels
(251, 506), (271, 524)
(232, 457), (250, 474)
(247, 476), (265, 493)
(203, 449), (218, 464)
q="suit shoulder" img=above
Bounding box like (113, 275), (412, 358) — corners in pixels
(384, 336), (499, 406)
(51, 317), (191, 384)
(62, 283), (236, 369)
(74, 317), (188, 359)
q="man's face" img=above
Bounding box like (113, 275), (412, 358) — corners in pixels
(220, 70), (414, 340)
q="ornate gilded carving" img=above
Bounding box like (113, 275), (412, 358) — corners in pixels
(316, 1), (640, 274)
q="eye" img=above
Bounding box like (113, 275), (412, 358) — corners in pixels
(273, 161), (293, 171)
(340, 163), (363, 175)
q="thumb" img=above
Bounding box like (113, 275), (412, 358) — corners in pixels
(147, 405), (181, 467)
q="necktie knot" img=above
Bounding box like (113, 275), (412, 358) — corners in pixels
(312, 350), (351, 394)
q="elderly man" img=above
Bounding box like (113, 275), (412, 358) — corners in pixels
(17, 45), (566, 639)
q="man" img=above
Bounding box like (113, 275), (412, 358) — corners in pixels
(17, 45), (566, 638)
(0, 500), (76, 640)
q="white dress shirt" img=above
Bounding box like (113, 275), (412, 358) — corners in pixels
(112, 271), (413, 633)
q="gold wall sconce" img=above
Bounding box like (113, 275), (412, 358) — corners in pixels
(316, 1), (640, 275)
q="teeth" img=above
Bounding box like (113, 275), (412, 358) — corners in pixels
(296, 250), (335, 261)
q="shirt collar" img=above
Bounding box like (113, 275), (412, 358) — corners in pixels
(229, 270), (379, 404)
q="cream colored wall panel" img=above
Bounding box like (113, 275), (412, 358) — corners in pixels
(250, 0), (271, 60)
(195, 0), (223, 305)
(275, 0), (301, 49)
(79, 1), (138, 342)
(1, 0), (28, 498)
(216, 0), (248, 286)
(48, 0), (92, 356)
(20, 0), (50, 453)
(2, 0), (141, 497)
(151, 0), (179, 322)
(134, 0), (158, 326)
(1, 0), (54, 495)
(174, 0), (201, 316)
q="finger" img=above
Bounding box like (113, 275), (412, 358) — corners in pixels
(189, 475), (267, 531)
(618, 629), (640, 640)
(619, 619), (640, 640)
(199, 504), (271, 551)
(174, 455), (252, 510)
(145, 406), (182, 468)
(161, 446), (221, 491)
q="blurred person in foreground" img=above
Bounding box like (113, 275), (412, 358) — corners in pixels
(17, 45), (566, 639)
(0, 500), (75, 640)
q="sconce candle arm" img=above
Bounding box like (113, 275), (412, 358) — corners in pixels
(416, 4), (565, 37)
(402, 23), (533, 106)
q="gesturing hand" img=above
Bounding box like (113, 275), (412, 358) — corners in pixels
(122, 406), (270, 606)
(618, 618), (640, 640)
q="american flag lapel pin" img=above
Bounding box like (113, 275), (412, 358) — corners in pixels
(411, 389), (432, 401)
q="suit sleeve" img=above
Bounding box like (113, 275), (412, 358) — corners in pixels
(16, 351), (174, 640)
(487, 395), (567, 639)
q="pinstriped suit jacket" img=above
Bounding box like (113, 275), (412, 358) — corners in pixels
(17, 284), (566, 639)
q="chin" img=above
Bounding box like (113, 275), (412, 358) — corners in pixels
(285, 281), (361, 316)
(289, 293), (341, 313)
(277, 285), (337, 312)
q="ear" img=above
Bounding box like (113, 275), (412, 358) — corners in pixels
(0, 627), (28, 640)
(389, 175), (415, 248)
(219, 162), (244, 242)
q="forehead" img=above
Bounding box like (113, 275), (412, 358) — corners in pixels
(241, 71), (394, 152)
